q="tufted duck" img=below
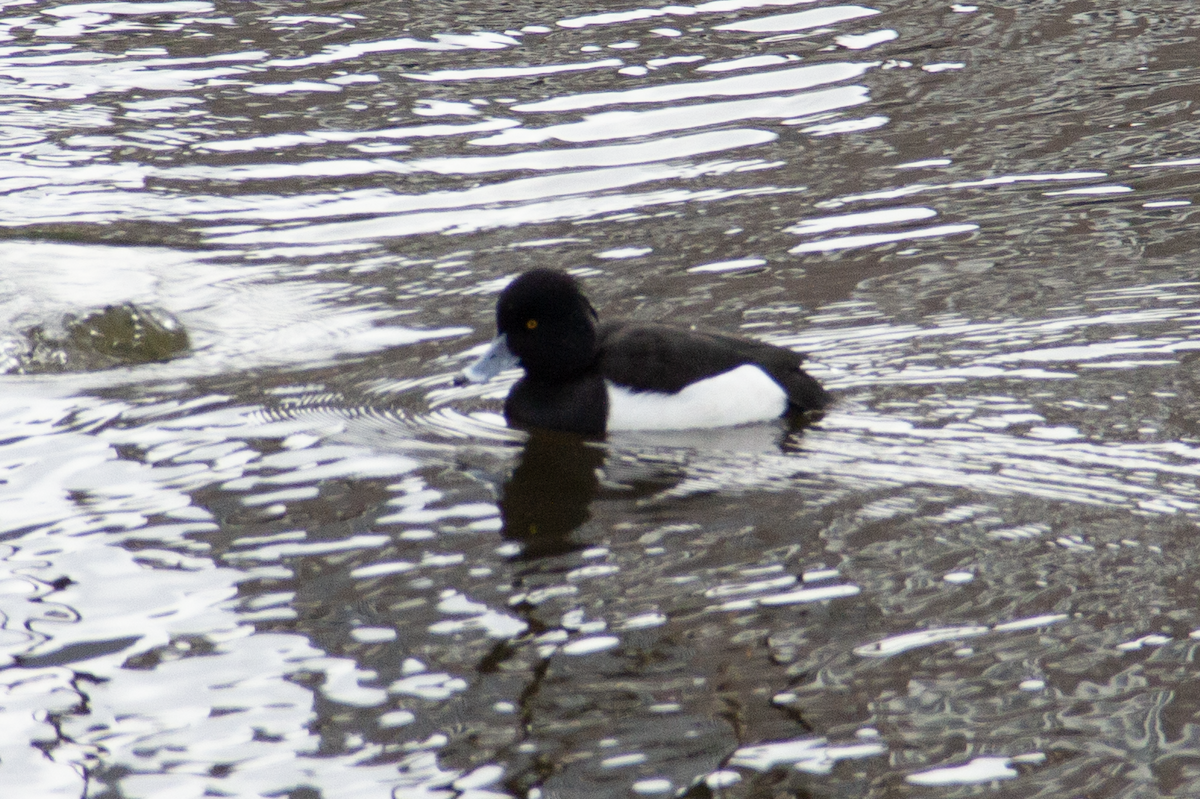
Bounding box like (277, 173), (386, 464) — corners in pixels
(460, 269), (829, 435)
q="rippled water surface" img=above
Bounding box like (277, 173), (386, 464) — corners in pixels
(4, 1), (1200, 797)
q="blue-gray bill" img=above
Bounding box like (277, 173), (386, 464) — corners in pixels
(457, 333), (520, 385)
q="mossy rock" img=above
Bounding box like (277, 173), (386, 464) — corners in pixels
(18, 303), (189, 373)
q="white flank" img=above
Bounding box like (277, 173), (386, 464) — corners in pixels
(606, 364), (787, 430)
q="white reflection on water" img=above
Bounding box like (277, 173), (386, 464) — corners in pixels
(557, 0), (816, 29)
(780, 286), (1200, 388)
(206, 160), (791, 245)
(187, 128), (777, 177)
(0, 0), (902, 254)
(0, 50), (263, 99)
(796, 114), (889, 134)
(561, 635), (621, 655)
(786, 206), (937, 233)
(1043, 184), (1133, 196)
(782, 203), (969, 250)
(818, 170), (1110, 208)
(0, 241), (466, 380)
(730, 735), (886, 774)
(798, 414), (1200, 511)
(195, 118), (518, 153)
(0, 231), (512, 794)
(0, 394), (443, 796)
(404, 57), (624, 82)
(709, 583), (862, 612)
(790, 222), (978, 253)
(837, 29), (899, 50)
(699, 53), (797, 72)
(264, 31), (521, 68)
(474, 85), (869, 145)
(906, 756), (1020, 785)
(428, 589), (527, 638)
(511, 62), (872, 112)
(688, 256), (768, 273)
(855, 615), (1070, 657)
(713, 5), (880, 33)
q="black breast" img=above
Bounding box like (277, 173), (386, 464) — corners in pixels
(504, 373), (609, 436)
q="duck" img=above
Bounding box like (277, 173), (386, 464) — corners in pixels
(459, 268), (829, 436)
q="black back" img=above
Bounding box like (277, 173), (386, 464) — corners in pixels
(598, 321), (829, 411)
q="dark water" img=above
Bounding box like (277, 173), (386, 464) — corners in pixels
(3, 1), (1200, 797)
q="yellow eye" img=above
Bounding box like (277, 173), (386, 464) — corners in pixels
(526, 319), (538, 330)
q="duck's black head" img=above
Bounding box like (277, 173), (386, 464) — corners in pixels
(497, 269), (599, 380)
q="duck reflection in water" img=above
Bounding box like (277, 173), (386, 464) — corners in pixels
(498, 421), (812, 560)
(499, 430), (605, 560)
